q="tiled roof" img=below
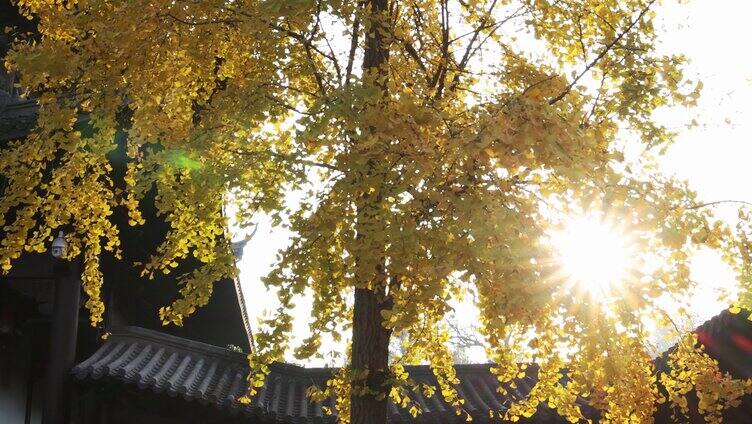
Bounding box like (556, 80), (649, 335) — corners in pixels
(653, 310), (752, 422)
(73, 327), (327, 423)
(653, 310), (752, 377)
(0, 99), (38, 142)
(73, 310), (752, 423)
(73, 326), (579, 423)
(694, 310), (752, 378)
(0, 100), (253, 349)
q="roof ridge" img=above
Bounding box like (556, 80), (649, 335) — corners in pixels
(109, 326), (248, 363)
(2, 98), (37, 111)
(106, 326), (510, 374)
(76, 326), (574, 422)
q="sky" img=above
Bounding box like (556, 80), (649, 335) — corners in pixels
(653, 0), (752, 321)
(233, 0), (752, 364)
(657, 1), (752, 217)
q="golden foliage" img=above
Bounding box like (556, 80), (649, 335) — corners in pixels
(3, 0), (752, 422)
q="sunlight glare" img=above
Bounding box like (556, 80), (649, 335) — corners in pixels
(551, 217), (634, 295)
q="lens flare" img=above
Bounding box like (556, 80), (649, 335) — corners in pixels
(551, 217), (634, 295)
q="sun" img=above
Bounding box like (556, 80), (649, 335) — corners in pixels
(550, 216), (634, 295)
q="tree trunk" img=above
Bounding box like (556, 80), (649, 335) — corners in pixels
(351, 0), (391, 423)
(351, 287), (392, 423)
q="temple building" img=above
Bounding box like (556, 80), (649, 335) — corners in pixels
(0, 5), (250, 421)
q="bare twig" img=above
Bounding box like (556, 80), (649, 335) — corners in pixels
(430, 0), (450, 94)
(223, 7), (337, 90)
(548, 0), (657, 105)
(233, 149), (341, 172)
(264, 94), (314, 116)
(685, 200), (752, 210)
(519, 74), (559, 98)
(346, 1), (366, 86)
(448, 320), (485, 349)
(584, 71), (608, 125)
(323, 35), (343, 83)
(161, 13), (240, 26)
(445, 4), (527, 96)
(456, 0), (499, 72)
(576, 14), (588, 62)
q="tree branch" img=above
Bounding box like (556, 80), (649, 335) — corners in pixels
(233, 149), (341, 172)
(444, 4), (527, 97)
(685, 200), (752, 210)
(346, 1), (366, 86)
(161, 13), (240, 26)
(548, 0), (657, 105)
(432, 0), (451, 98)
(398, 37), (429, 76)
(456, 0), (499, 72)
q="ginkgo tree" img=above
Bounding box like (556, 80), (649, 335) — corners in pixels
(4, 0), (752, 422)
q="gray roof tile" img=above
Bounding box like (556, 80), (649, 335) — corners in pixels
(73, 326), (574, 423)
(74, 310), (752, 422)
